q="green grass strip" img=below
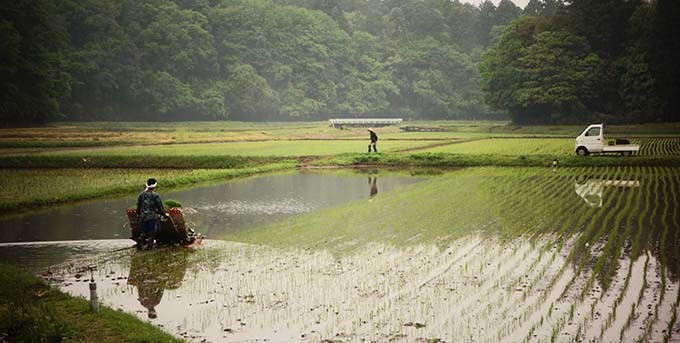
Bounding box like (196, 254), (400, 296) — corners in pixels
(0, 163), (295, 213)
(0, 154), (293, 169)
(324, 152), (680, 168)
(0, 263), (184, 343)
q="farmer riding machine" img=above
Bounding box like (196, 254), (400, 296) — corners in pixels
(127, 202), (203, 249)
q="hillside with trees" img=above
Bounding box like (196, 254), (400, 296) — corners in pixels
(480, 0), (679, 124)
(1, 0), (677, 124)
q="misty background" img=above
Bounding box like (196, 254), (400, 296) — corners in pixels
(1, 0), (677, 125)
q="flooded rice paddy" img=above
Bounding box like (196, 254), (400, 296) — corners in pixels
(0, 171), (421, 243)
(2, 167), (680, 342)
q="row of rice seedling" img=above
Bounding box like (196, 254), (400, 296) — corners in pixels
(595, 171), (645, 340)
(478, 166), (680, 342)
(544, 168), (626, 338)
(40, 166), (680, 342)
(419, 138), (574, 156)
(637, 169), (680, 342)
(583, 167), (637, 291)
(581, 168), (677, 342)
(665, 175), (680, 342)
(414, 137), (680, 158)
(474, 170), (582, 336)
(637, 138), (680, 156)
(603, 168), (659, 341)
(231, 168), (677, 340)
(568, 168), (640, 340)
(428, 168), (677, 340)
(500, 170), (604, 341)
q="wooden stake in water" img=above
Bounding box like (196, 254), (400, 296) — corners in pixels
(89, 266), (99, 313)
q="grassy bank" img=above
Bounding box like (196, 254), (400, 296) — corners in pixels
(0, 154), (293, 169)
(3, 148), (680, 171)
(0, 163), (294, 213)
(0, 264), (184, 343)
(322, 152), (680, 168)
(30, 140), (438, 157)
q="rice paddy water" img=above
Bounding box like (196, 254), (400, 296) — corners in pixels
(1, 167), (679, 342)
(0, 172), (422, 270)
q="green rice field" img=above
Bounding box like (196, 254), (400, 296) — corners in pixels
(39, 166), (680, 343)
(2, 121), (680, 342)
(34, 140), (440, 157)
(419, 137), (680, 156)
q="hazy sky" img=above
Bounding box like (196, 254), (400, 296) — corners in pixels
(463, 0), (530, 9)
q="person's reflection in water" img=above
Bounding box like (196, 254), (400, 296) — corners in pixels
(368, 176), (378, 200)
(127, 248), (188, 319)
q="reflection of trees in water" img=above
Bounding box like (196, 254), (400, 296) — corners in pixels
(127, 249), (188, 319)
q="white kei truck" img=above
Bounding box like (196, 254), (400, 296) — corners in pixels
(574, 124), (640, 156)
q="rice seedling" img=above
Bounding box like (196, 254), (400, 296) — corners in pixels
(419, 138), (575, 156)
(4, 165), (680, 342)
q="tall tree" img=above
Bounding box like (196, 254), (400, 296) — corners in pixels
(389, 37), (482, 119)
(650, 0), (680, 122)
(1, 0), (70, 125)
(615, 3), (661, 122)
(475, 0), (496, 47)
(523, 0), (562, 17)
(495, 0), (521, 26)
(440, 1), (479, 53)
(313, 0), (352, 34)
(56, 0), (130, 119)
(555, 0), (639, 57)
(480, 16), (604, 124)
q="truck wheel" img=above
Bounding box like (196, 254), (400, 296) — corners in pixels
(622, 151), (631, 157)
(576, 147), (589, 156)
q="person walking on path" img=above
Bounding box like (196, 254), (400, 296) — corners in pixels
(368, 128), (378, 153)
(137, 178), (166, 249)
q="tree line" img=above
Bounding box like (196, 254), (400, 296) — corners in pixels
(480, 0), (679, 124)
(1, 0), (677, 125)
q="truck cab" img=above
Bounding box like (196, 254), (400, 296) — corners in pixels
(575, 124), (640, 156)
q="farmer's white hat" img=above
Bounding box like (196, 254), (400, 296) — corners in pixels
(145, 178), (158, 190)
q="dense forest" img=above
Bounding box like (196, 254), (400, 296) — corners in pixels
(0, 0), (677, 124)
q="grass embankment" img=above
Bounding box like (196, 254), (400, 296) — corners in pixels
(32, 140), (438, 157)
(3, 140), (679, 170)
(0, 163), (294, 213)
(0, 264), (184, 343)
(322, 152), (680, 168)
(0, 154), (293, 169)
